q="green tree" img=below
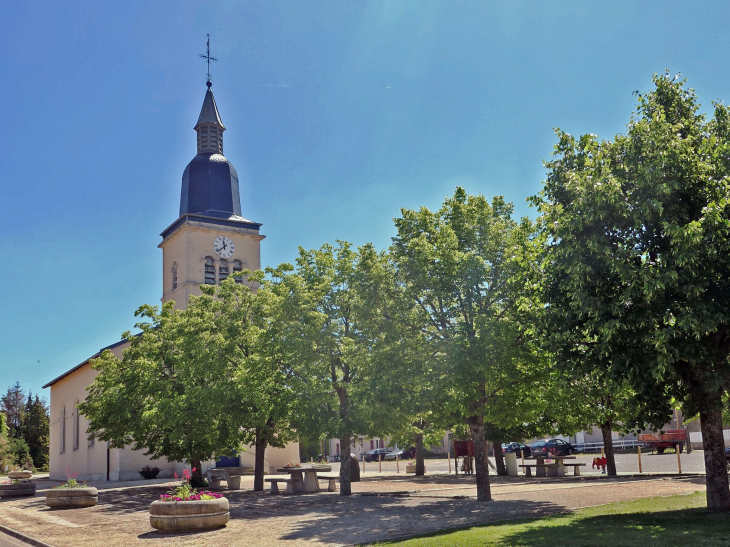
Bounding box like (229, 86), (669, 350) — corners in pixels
(0, 412), (13, 473)
(1, 382), (25, 437)
(355, 245), (443, 477)
(391, 188), (542, 501)
(22, 393), (49, 470)
(79, 293), (257, 485)
(535, 72), (730, 509)
(202, 275), (296, 492)
(265, 242), (377, 495)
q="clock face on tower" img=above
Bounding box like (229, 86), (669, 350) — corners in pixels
(213, 235), (235, 258)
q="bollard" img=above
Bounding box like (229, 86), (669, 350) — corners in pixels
(396, 454), (400, 473)
(311, 457), (313, 463)
(520, 449), (525, 467)
(379, 454), (382, 473)
(362, 453), (365, 474)
(676, 444), (682, 474)
(638, 445), (642, 473)
(448, 443), (452, 474)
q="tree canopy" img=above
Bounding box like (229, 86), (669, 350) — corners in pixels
(534, 72), (730, 509)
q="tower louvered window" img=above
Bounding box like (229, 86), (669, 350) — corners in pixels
(204, 256), (216, 284)
(172, 263), (178, 290)
(233, 260), (243, 284)
(219, 259), (229, 283)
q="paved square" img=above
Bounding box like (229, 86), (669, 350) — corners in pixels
(0, 468), (706, 547)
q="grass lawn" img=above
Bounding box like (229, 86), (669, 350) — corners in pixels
(376, 493), (730, 547)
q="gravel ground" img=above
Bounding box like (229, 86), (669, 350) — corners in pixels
(0, 462), (708, 547)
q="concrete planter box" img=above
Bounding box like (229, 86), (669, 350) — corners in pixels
(150, 498), (229, 533)
(46, 487), (98, 508)
(0, 482), (36, 498)
(8, 471), (32, 480)
(405, 465), (424, 473)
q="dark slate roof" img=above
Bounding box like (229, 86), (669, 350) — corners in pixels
(195, 88), (225, 130)
(179, 153), (241, 217)
(42, 338), (133, 389)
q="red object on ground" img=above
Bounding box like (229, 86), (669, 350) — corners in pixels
(592, 457), (607, 471)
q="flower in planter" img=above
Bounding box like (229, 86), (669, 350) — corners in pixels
(53, 468), (87, 489)
(141, 465), (161, 474)
(159, 468), (225, 502)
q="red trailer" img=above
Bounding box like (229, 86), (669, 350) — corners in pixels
(638, 429), (687, 454)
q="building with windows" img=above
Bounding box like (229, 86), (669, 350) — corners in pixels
(43, 81), (299, 481)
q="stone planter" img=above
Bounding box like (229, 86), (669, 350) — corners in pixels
(405, 465), (424, 473)
(149, 498), (229, 533)
(8, 471), (32, 480)
(46, 487), (98, 508)
(0, 481), (36, 498)
(140, 470), (160, 480)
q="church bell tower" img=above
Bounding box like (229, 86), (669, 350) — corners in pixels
(159, 78), (264, 309)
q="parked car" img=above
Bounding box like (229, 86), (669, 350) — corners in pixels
(384, 447), (415, 460)
(501, 442), (531, 457)
(363, 448), (391, 462)
(530, 438), (575, 457)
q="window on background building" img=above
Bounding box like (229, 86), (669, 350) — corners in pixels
(60, 406), (66, 454)
(73, 399), (80, 450)
(219, 259), (229, 283)
(204, 256), (216, 284)
(336, 443), (340, 455)
(370, 440), (374, 450)
(232, 260), (243, 284)
(172, 263), (178, 290)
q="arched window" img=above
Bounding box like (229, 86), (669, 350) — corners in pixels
(172, 263), (178, 290)
(60, 406), (66, 454)
(204, 256), (216, 284)
(232, 260), (243, 284)
(219, 259), (229, 283)
(73, 399), (80, 450)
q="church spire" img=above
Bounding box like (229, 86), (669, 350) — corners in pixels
(194, 88), (225, 154)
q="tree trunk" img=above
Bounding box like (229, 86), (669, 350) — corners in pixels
(600, 422), (617, 476)
(337, 385), (352, 496)
(253, 435), (266, 492)
(191, 454), (203, 485)
(699, 401), (730, 510)
(493, 439), (507, 476)
(467, 414), (492, 501)
(339, 433), (352, 495)
(415, 428), (425, 476)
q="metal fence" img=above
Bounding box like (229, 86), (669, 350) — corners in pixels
(574, 439), (645, 453)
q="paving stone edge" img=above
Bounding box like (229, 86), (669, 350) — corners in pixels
(0, 524), (56, 547)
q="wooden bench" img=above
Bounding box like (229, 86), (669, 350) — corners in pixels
(265, 477), (294, 495)
(317, 474), (338, 492)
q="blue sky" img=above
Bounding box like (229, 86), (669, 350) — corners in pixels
(2, 0), (730, 399)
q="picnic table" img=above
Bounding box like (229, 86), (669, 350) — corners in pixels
(519, 455), (585, 477)
(272, 465), (333, 494)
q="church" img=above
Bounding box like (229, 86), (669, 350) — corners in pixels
(42, 79), (299, 481)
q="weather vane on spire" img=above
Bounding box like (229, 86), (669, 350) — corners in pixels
(199, 34), (218, 88)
